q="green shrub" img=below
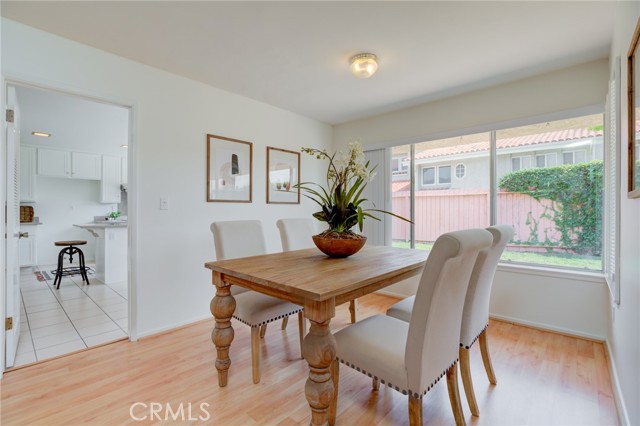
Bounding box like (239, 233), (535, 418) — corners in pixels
(499, 161), (602, 255)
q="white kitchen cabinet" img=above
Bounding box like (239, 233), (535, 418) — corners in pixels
(71, 152), (101, 179)
(101, 155), (122, 203)
(20, 145), (37, 202)
(19, 224), (38, 267)
(38, 148), (70, 178)
(37, 148), (101, 180)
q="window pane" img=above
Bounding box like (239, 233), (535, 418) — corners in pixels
(575, 150), (586, 163)
(496, 114), (603, 270)
(512, 157), (521, 171)
(422, 167), (435, 185)
(563, 152), (573, 164)
(391, 145), (411, 248)
(438, 165), (451, 184)
(408, 132), (490, 251)
(455, 163), (466, 178)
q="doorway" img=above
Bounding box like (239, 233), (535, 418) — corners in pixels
(4, 83), (132, 369)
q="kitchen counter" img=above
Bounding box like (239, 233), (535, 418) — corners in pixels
(74, 222), (127, 284)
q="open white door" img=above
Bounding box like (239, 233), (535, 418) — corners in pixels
(5, 85), (21, 368)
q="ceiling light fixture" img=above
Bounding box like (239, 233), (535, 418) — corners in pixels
(350, 53), (378, 79)
(120, 144), (129, 149)
(32, 131), (51, 137)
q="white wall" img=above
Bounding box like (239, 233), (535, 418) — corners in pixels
(333, 59), (608, 149)
(1, 19), (332, 337)
(31, 177), (117, 265)
(337, 58), (611, 339)
(607, 3), (640, 425)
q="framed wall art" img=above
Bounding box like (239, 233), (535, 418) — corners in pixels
(627, 17), (640, 198)
(266, 147), (300, 204)
(207, 134), (252, 202)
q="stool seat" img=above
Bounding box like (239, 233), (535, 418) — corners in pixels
(55, 240), (87, 246)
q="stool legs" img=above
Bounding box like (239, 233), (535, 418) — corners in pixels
(54, 245), (90, 289)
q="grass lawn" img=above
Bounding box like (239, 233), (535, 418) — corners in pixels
(392, 241), (602, 271)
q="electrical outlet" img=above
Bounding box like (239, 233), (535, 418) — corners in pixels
(160, 197), (169, 210)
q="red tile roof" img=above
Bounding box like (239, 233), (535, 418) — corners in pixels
(413, 127), (604, 160)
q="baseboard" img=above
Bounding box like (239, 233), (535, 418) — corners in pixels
(605, 341), (630, 426)
(489, 313), (605, 342)
(137, 314), (212, 339)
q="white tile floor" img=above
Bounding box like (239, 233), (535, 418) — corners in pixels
(14, 264), (128, 368)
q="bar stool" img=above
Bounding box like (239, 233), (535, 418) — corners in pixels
(53, 240), (90, 289)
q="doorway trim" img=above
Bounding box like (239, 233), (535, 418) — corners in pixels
(1, 77), (139, 374)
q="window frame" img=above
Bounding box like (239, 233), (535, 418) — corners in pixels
(437, 165), (452, 184)
(421, 166), (436, 186)
(455, 163), (466, 179)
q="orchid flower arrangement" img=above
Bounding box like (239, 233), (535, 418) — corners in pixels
(298, 141), (411, 235)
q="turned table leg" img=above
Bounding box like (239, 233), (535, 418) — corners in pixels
(303, 300), (336, 426)
(210, 272), (236, 387)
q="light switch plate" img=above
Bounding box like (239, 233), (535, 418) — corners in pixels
(160, 197), (169, 210)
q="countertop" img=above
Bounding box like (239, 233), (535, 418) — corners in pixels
(74, 222), (128, 229)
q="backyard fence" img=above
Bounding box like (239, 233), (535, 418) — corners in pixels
(392, 189), (562, 249)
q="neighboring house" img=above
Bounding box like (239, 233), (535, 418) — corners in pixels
(392, 127), (604, 190)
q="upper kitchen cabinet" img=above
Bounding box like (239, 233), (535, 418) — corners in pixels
(37, 148), (101, 180)
(101, 155), (122, 203)
(38, 148), (69, 178)
(20, 145), (37, 202)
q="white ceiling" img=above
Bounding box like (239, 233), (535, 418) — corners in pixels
(2, 1), (616, 125)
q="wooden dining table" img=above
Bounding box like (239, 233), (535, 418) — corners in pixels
(205, 245), (427, 426)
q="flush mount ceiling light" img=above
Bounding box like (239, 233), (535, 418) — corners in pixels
(120, 144), (129, 149)
(350, 53), (378, 79)
(32, 131), (51, 137)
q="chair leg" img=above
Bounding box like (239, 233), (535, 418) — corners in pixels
(79, 249), (90, 285)
(372, 377), (380, 391)
(259, 324), (267, 338)
(349, 299), (358, 323)
(459, 347), (479, 417)
(479, 329), (497, 385)
(297, 311), (305, 359)
(408, 395), (422, 426)
(251, 327), (261, 384)
(281, 316), (289, 330)
(328, 359), (339, 426)
(446, 362), (466, 426)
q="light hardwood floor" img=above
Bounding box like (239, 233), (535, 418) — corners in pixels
(1, 294), (618, 425)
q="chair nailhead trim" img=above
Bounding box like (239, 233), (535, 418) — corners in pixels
(460, 322), (489, 350)
(337, 357), (459, 399)
(232, 308), (303, 328)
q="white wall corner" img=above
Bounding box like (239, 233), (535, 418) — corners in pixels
(606, 340), (631, 426)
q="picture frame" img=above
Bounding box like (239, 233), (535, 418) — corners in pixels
(266, 147), (300, 204)
(627, 17), (640, 198)
(206, 134), (252, 202)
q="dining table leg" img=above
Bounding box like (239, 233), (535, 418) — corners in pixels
(303, 300), (337, 426)
(210, 271), (236, 387)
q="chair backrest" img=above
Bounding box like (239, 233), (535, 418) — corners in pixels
(276, 218), (317, 251)
(210, 220), (267, 295)
(460, 225), (514, 347)
(405, 228), (493, 394)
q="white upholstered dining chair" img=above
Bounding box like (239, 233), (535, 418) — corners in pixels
(276, 218), (360, 324)
(386, 225), (514, 417)
(331, 229), (493, 426)
(210, 220), (305, 384)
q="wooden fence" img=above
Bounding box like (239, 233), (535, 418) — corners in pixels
(392, 189), (561, 245)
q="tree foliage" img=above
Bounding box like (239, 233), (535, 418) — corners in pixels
(499, 161), (603, 255)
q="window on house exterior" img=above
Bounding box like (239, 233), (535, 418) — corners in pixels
(535, 153), (557, 168)
(563, 150), (587, 164)
(390, 113), (604, 271)
(511, 156), (531, 171)
(438, 165), (452, 184)
(455, 163), (466, 178)
(392, 157), (408, 175)
(421, 167), (435, 185)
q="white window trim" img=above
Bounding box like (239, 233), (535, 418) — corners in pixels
(512, 155), (530, 171)
(421, 166), (436, 186)
(562, 149), (587, 165)
(455, 163), (466, 179)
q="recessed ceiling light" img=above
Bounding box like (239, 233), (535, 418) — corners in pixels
(120, 144), (128, 149)
(32, 131), (51, 137)
(350, 53), (378, 79)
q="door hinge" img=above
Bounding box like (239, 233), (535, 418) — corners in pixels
(5, 317), (13, 331)
(6, 109), (14, 123)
